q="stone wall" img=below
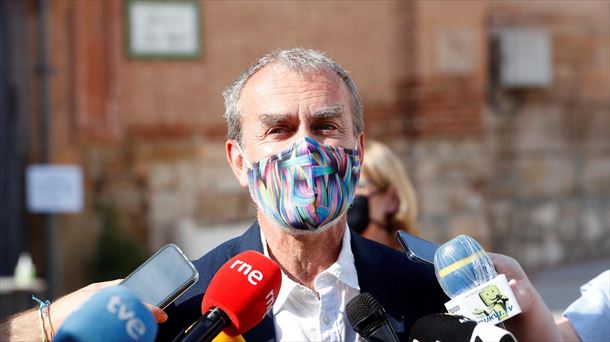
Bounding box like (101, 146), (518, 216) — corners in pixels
(484, 0), (610, 269)
(390, 102), (610, 271)
(379, 1), (610, 271)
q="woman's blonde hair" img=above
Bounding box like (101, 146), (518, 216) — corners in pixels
(362, 140), (421, 236)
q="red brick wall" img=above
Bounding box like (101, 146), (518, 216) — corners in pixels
(22, 0), (608, 291)
(46, 1), (425, 145)
(399, 1), (487, 138)
(34, 0), (428, 291)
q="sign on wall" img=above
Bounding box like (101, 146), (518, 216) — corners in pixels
(499, 27), (552, 88)
(126, 0), (201, 59)
(26, 165), (84, 213)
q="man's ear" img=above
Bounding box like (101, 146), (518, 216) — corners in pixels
(358, 132), (365, 162)
(226, 139), (249, 187)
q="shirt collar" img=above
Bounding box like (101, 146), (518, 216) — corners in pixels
(324, 227), (360, 290)
(260, 226), (360, 314)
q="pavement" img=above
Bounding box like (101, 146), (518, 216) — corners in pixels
(529, 258), (610, 319)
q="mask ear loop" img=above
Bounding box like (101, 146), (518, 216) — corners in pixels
(235, 142), (253, 169)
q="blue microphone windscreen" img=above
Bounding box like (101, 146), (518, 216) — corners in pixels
(54, 285), (157, 342)
(433, 235), (497, 298)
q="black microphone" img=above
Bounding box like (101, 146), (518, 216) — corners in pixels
(346, 292), (400, 342)
(409, 313), (517, 342)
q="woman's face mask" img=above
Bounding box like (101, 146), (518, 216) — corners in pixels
(347, 185), (392, 234)
(346, 195), (369, 234)
(241, 136), (361, 232)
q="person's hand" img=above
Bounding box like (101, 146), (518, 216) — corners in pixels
(144, 303), (169, 323)
(1, 280), (168, 341)
(50, 280), (121, 329)
(50, 280), (168, 330)
(488, 253), (537, 313)
(489, 253), (563, 342)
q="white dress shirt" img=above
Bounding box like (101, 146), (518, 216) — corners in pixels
(261, 227), (362, 342)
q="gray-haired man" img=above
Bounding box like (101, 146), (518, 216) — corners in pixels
(158, 48), (447, 341)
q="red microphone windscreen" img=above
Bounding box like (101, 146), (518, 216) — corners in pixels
(201, 250), (282, 336)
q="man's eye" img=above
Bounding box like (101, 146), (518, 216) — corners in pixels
(267, 127), (290, 135)
(318, 123), (338, 131)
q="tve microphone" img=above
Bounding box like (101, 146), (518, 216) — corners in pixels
(346, 292), (400, 342)
(433, 235), (521, 324)
(409, 313), (517, 342)
(176, 250), (281, 342)
(54, 285), (157, 342)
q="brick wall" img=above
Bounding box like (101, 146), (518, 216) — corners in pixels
(22, 0), (609, 291)
(34, 0), (426, 291)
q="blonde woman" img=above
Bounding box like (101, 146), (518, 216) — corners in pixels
(347, 140), (421, 249)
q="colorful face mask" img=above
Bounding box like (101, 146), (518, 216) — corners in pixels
(242, 137), (361, 231)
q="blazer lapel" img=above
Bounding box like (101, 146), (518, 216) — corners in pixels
(234, 222), (277, 342)
(351, 231), (406, 337)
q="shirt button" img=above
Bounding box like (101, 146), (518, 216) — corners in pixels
(323, 315), (330, 325)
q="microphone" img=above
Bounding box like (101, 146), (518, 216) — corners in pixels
(175, 250), (281, 342)
(346, 292), (400, 342)
(433, 235), (521, 325)
(409, 313), (517, 342)
(54, 285), (157, 342)
(211, 331), (245, 342)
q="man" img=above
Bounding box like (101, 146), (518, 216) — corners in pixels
(157, 48), (448, 341)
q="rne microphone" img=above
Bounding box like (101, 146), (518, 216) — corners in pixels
(409, 313), (517, 342)
(174, 250), (281, 342)
(346, 292), (400, 342)
(54, 285), (157, 342)
(433, 235), (521, 325)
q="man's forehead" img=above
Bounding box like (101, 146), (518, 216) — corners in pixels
(237, 63), (355, 135)
(243, 64), (344, 95)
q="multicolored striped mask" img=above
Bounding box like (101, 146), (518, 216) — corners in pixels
(242, 137), (361, 232)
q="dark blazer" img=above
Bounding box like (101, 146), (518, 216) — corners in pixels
(158, 222), (448, 341)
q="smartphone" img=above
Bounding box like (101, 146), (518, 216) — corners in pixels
(396, 230), (439, 265)
(120, 244), (199, 309)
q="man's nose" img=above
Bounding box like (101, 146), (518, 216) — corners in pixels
(290, 127), (323, 145)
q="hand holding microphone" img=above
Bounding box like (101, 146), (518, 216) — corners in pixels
(433, 235), (521, 325)
(487, 253), (563, 342)
(175, 250), (282, 342)
(54, 285), (158, 342)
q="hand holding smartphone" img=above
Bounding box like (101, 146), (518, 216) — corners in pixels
(120, 244), (199, 309)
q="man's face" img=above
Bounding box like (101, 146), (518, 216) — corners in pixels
(228, 64), (364, 187)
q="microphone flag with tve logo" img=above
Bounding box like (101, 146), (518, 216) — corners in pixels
(54, 285), (157, 342)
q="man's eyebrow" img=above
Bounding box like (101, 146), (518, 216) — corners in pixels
(259, 112), (293, 127)
(313, 105), (344, 119)
(258, 106), (344, 126)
